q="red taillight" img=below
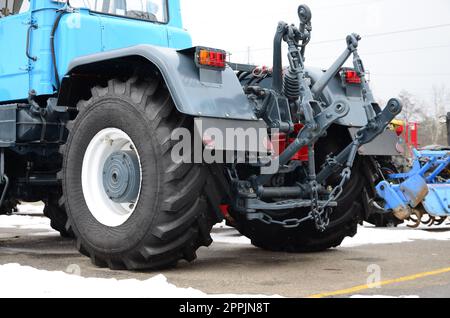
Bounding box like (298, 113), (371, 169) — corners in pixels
(196, 47), (226, 70)
(344, 69), (362, 84)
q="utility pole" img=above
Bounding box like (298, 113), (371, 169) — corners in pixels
(446, 112), (450, 146)
(247, 46), (251, 64)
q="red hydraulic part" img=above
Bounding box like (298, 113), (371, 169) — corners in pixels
(219, 125), (310, 222)
(272, 123), (310, 161)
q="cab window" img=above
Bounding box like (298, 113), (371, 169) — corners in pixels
(0, 0), (30, 17)
(69, 0), (168, 23)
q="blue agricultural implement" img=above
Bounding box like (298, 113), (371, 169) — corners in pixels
(376, 149), (450, 227)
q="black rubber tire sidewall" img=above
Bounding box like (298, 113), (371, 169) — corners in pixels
(64, 97), (161, 255)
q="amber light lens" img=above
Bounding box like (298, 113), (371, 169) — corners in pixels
(198, 49), (226, 69)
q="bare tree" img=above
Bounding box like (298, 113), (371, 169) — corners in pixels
(430, 85), (450, 144)
(397, 90), (425, 123)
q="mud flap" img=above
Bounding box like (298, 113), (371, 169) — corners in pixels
(349, 127), (403, 156)
(193, 117), (269, 157)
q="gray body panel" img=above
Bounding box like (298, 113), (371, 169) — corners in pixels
(349, 128), (403, 156)
(194, 117), (268, 153)
(66, 45), (257, 121)
(306, 67), (368, 127)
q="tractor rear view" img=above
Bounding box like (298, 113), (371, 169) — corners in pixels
(0, 0), (404, 270)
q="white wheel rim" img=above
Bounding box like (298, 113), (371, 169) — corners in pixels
(82, 128), (142, 227)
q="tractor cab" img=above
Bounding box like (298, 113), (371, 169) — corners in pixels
(0, 0), (191, 103)
(69, 0), (168, 23)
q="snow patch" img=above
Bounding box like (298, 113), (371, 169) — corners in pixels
(0, 264), (278, 298)
(211, 222), (251, 245)
(212, 221), (450, 247)
(16, 203), (44, 215)
(0, 215), (51, 230)
(341, 224), (450, 247)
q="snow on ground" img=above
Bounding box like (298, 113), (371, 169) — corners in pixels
(16, 203), (44, 215)
(341, 223), (450, 247)
(212, 221), (450, 247)
(0, 264), (203, 298)
(0, 263), (278, 298)
(212, 222), (252, 245)
(0, 215), (51, 230)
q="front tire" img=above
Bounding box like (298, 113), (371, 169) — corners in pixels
(60, 76), (214, 270)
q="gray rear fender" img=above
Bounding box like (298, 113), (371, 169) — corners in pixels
(307, 67), (378, 127)
(306, 67), (401, 156)
(58, 45), (258, 121)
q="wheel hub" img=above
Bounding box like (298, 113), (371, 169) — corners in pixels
(102, 151), (141, 204)
(81, 128), (142, 227)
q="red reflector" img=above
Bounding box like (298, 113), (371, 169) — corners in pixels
(395, 125), (404, 136)
(219, 205), (230, 217)
(344, 70), (362, 84)
(196, 47), (226, 69)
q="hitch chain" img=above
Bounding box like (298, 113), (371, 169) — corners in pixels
(256, 166), (353, 231)
(311, 167), (352, 231)
(255, 135), (360, 231)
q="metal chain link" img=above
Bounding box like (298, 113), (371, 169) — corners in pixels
(312, 167), (352, 231)
(254, 133), (362, 231)
(255, 166), (352, 230)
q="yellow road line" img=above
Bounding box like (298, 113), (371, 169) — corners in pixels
(308, 266), (450, 298)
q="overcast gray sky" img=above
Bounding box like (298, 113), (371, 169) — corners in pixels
(181, 0), (450, 109)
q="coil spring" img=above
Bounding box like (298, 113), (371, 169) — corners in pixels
(283, 71), (300, 100)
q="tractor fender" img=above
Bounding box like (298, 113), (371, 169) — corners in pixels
(62, 45), (257, 121)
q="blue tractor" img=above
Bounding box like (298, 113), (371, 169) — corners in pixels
(0, 0), (404, 270)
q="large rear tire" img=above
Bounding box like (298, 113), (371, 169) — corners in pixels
(60, 76), (214, 270)
(43, 196), (74, 238)
(231, 126), (365, 252)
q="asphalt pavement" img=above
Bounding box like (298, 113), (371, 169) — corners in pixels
(0, 215), (449, 297)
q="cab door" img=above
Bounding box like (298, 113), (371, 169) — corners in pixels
(97, 0), (169, 51)
(0, 0), (32, 102)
